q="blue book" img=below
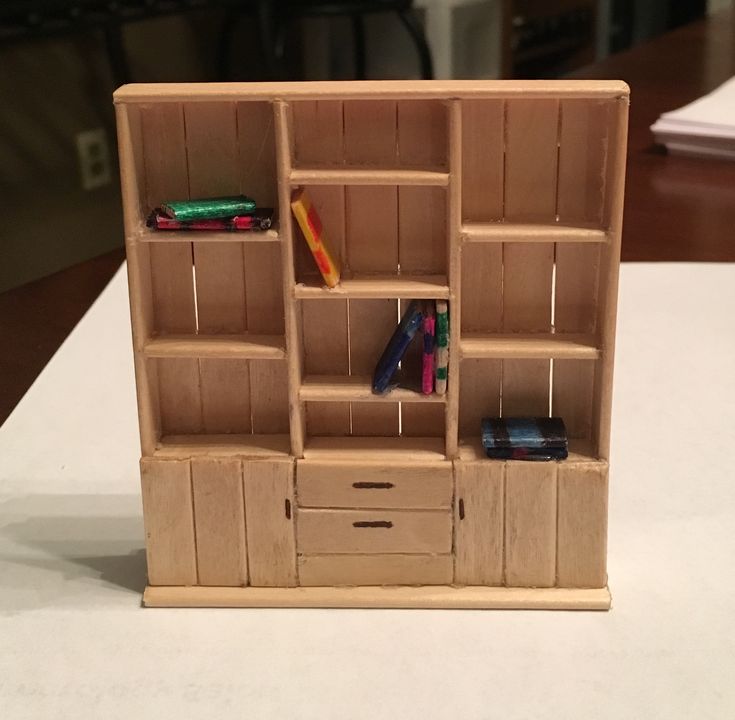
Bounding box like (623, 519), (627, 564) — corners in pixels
(481, 417), (568, 461)
(372, 301), (423, 394)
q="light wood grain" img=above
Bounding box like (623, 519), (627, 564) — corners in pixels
(300, 375), (446, 403)
(193, 243), (247, 333)
(349, 298), (400, 436)
(199, 358), (251, 434)
(301, 299), (350, 435)
(303, 435), (446, 461)
(298, 554), (453, 586)
(294, 275), (449, 299)
(117, 80), (630, 104)
(555, 243), (601, 334)
(143, 584), (612, 609)
(460, 98), (504, 222)
(191, 458), (248, 586)
(505, 462), (557, 587)
(296, 460), (452, 509)
(503, 242), (554, 332)
(290, 168), (449, 186)
(461, 333), (599, 360)
(455, 461), (504, 585)
(292, 100), (344, 166)
(156, 358), (202, 434)
(460, 243), (502, 333)
(398, 187), (447, 274)
(237, 100), (277, 208)
(558, 99), (610, 226)
(458, 359), (501, 437)
(155, 433), (291, 458)
(553, 359), (595, 439)
(502, 359), (551, 418)
(274, 101), (305, 456)
(149, 244), (196, 334)
(243, 243), (285, 334)
(557, 462), (608, 588)
(397, 99), (448, 168)
(140, 458), (197, 585)
(344, 99), (397, 165)
(504, 99), (559, 222)
(250, 359), (290, 433)
(297, 509), (452, 554)
(143, 334), (286, 360)
(462, 223), (607, 243)
(243, 459), (297, 586)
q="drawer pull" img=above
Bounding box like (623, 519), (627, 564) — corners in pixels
(285, 498), (292, 520)
(458, 498), (465, 520)
(353, 520), (394, 529)
(352, 481), (395, 490)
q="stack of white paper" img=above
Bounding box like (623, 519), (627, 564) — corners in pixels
(651, 76), (735, 160)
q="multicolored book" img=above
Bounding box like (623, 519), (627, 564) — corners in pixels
(434, 300), (449, 395)
(481, 417), (568, 461)
(290, 188), (341, 288)
(148, 208), (273, 232)
(421, 301), (435, 394)
(372, 301), (423, 394)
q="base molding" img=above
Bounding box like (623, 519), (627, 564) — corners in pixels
(143, 584), (611, 610)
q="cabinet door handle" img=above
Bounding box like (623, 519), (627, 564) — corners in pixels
(353, 520), (393, 529)
(458, 498), (465, 520)
(352, 481), (394, 490)
(284, 498), (292, 520)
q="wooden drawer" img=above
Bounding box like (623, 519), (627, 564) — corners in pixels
(296, 460), (452, 509)
(298, 554), (453, 586)
(297, 509), (452, 554)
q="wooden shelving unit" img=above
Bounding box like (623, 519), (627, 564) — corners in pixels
(115, 80), (628, 610)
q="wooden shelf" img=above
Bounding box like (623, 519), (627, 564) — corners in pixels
(304, 436), (447, 462)
(135, 225), (280, 243)
(289, 168), (449, 187)
(458, 436), (600, 464)
(460, 333), (600, 360)
(294, 275), (450, 300)
(143, 334), (286, 360)
(154, 434), (291, 458)
(300, 376), (446, 403)
(461, 223), (607, 243)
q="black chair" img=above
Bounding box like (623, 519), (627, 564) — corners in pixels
(219, 0), (433, 80)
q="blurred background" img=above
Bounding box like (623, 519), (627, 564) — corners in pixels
(1, 0), (733, 421)
(0, 0), (729, 291)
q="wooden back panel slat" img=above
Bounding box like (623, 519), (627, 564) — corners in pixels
(302, 299), (351, 436)
(504, 98), (559, 222)
(460, 99), (504, 222)
(349, 299), (399, 436)
(397, 100), (448, 168)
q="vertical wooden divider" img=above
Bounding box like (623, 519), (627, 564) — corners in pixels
(116, 104), (158, 454)
(446, 100), (462, 457)
(595, 96), (628, 461)
(274, 101), (305, 455)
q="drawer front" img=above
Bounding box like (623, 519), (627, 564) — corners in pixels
(297, 509), (452, 554)
(296, 461), (452, 509)
(298, 554), (453, 586)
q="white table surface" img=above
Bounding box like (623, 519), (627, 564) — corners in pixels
(1, 262), (734, 719)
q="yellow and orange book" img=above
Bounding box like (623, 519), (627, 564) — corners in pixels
(290, 188), (341, 288)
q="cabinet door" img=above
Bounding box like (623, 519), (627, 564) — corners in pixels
(243, 459), (297, 587)
(454, 462), (504, 585)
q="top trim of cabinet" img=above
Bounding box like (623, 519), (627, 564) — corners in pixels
(114, 80), (630, 104)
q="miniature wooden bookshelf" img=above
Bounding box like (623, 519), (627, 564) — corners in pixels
(114, 80), (628, 610)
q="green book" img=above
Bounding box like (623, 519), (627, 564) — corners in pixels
(435, 299), (449, 395)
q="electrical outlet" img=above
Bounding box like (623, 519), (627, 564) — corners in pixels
(76, 128), (112, 190)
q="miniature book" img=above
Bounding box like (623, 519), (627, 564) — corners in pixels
(434, 299), (449, 394)
(372, 300), (423, 394)
(160, 195), (256, 220)
(421, 301), (436, 394)
(482, 417), (568, 461)
(290, 188), (341, 288)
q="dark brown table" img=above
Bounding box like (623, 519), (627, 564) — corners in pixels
(572, 6), (735, 262)
(2, 10), (735, 423)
